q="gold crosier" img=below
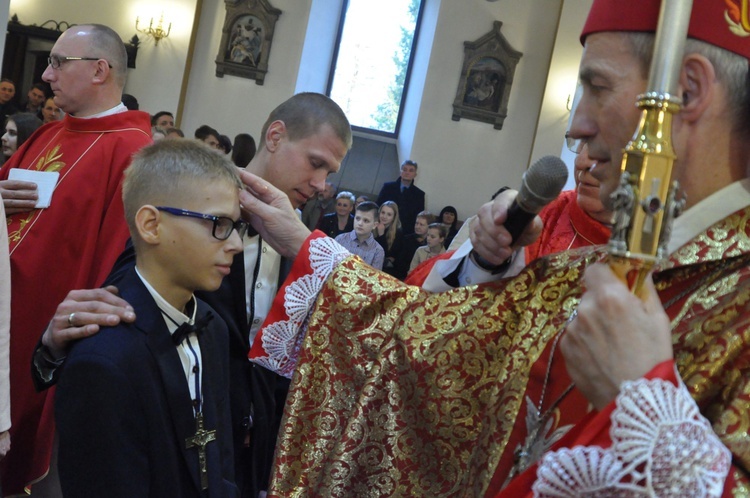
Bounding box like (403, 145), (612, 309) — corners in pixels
(607, 0), (693, 296)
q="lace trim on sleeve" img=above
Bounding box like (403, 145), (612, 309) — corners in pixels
(533, 377), (731, 497)
(251, 237), (350, 378)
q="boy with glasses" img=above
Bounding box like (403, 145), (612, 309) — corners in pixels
(55, 140), (243, 497)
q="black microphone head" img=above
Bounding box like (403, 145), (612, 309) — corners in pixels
(517, 155), (569, 213)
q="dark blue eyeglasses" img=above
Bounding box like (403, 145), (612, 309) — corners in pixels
(156, 206), (249, 241)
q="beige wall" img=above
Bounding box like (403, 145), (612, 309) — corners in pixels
(5, 0), (592, 220)
(179, 0), (313, 143)
(0, 0), (8, 70)
(531, 0), (593, 192)
(412, 0), (563, 216)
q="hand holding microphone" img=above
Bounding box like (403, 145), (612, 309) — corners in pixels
(470, 155), (568, 270)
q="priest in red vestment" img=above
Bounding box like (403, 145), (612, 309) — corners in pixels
(237, 1), (750, 496)
(408, 143), (611, 288)
(0, 24), (151, 494)
(524, 144), (610, 262)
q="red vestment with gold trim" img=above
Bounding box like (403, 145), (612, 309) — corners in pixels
(250, 205), (750, 496)
(0, 112), (152, 494)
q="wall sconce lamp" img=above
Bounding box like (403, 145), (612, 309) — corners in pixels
(135, 13), (171, 45)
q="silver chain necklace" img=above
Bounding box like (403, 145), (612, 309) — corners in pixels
(502, 310), (577, 487)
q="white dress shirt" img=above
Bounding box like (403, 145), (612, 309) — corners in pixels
(136, 267), (203, 405)
(243, 234), (282, 345)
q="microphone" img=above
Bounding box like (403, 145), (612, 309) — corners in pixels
(469, 155), (568, 274)
(504, 155), (568, 245)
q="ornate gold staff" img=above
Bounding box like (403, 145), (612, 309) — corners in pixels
(607, 0), (693, 296)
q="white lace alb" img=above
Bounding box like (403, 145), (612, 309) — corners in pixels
(250, 237), (350, 378)
(533, 377), (731, 497)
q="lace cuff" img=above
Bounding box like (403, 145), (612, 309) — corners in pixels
(533, 377), (731, 497)
(249, 233), (350, 378)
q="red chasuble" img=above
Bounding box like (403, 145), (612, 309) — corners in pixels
(251, 206), (750, 496)
(0, 111), (152, 494)
(524, 189), (611, 263)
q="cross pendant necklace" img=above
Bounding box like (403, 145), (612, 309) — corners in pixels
(503, 311), (577, 488)
(170, 313), (217, 492)
(186, 411), (217, 490)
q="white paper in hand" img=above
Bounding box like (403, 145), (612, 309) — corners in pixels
(8, 169), (60, 208)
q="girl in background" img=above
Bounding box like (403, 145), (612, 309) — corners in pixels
(2, 113), (42, 163)
(374, 200), (403, 276)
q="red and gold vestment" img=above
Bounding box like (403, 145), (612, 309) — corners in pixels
(251, 204), (750, 496)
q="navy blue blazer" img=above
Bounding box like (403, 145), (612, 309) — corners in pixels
(55, 268), (238, 498)
(376, 177), (425, 235)
(95, 238), (289, 498)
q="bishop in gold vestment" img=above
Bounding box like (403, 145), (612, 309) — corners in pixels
(244, 0), (750, 495)
(250, 185), (749, 496)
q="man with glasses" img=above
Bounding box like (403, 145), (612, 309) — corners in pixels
(0, 24), (151, 495)
(524, 141), (611, 262)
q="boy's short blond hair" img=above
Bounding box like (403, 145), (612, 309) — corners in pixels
(427, 223), (448, 239)
(122, 139), (242, 235)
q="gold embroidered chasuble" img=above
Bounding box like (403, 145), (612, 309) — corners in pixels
(253, 206), (750, 497)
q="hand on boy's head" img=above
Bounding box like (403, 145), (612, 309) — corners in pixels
(238, 169), (311, 258)
(1, 179), (39, 215)
(470, 189), (543, 265)
(42, 286), (136, 359)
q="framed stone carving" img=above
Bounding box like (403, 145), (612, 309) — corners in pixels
(215, 0), (282, 85)
(451, 21), (522, 130)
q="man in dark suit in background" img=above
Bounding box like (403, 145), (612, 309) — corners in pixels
(376, 159), (425, 235)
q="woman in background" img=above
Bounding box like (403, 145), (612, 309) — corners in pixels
(439, 206), (459, 248)
(2, 113), (42, 164)
(317, 191), (355, 238)
(40, 98), (63, 124)
(374, 200), (403, 276)
(409, 223), (447, 273)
